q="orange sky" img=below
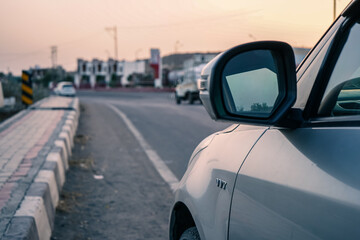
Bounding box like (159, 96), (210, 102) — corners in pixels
(0, 0), (351, 75)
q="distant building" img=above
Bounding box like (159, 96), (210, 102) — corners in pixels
(122, 60), (147, 87)
(162, 52), (219, 70)
(167, 53), (217, 86)
(74, 58), (150, 88)
(164, 53), (218, 86)
(29, 65), (67, 87)
(31, 66), (66, 81)
(75, 59), (123, 88)
(183, 53), (217, 69)
(183, 53), (217, 82)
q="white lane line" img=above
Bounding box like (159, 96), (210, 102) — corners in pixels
(107, 104), (179, 192)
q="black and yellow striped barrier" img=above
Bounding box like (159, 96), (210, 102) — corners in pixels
(22, 71), (33, 106)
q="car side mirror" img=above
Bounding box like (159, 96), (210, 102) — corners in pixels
(199, 41), (297, 126)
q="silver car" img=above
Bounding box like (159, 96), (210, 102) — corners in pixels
(54, 82), (76, 97)
(169, 1), (360, 239)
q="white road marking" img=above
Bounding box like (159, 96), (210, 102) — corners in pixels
(107, 104), (179, 192)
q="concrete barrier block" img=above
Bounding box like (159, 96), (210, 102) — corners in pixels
(26, 182), (55, 230)
(46, 152), (65, 188)
(15, 196), (51, 240)
(54, 140), (68, 170)
(42, 161), (62, 195)
(62, 125), (74, 148)
(35, 170), (59, 209)
(59, 131), (71, 156)
(65, 119), (75, 135)
(3, 216), (39, 240)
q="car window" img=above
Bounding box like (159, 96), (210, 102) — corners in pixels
(63, 85), (74, 88)
(318, 21), (360, 117)
(294, 18), (343, 110)
(297, 18), (343, 80)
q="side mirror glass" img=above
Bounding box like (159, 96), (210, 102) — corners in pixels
(200, 41), (297, 126)
(222, 50), (285, 118)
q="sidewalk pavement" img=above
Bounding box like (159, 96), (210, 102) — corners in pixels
(0, 96), (79, 240)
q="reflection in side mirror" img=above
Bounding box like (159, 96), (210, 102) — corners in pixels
(222, 50), (285, 119)
(199, 41), (297, 126)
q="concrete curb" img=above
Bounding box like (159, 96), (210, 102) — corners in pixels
(1, 97), (80, 240)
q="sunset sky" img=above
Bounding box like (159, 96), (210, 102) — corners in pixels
(0, 0), (351, 75)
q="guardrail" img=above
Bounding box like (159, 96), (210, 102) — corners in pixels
(0, 96), (80, 240)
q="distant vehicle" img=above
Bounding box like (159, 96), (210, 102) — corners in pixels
(54, 82), (76, 97)
(175, 63), (206, 104)
(169, 1), (360, 240)
(175, 79), (199, 104)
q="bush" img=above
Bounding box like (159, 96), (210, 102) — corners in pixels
(2, 80), (50, 110)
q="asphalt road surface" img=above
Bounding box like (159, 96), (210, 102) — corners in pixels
(51, 91), (230, 239)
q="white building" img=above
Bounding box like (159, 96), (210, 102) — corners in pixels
(122, 60), (146, 87)
(183, 53), (217, 83)
(74, 58), (146, 88)
(183, 53), (217, 70)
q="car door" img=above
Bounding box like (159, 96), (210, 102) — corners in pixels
(229, 10), (360, 240)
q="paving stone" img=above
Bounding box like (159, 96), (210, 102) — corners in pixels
(0, 172), (12, 178)
(0, 97), (77, 239)
(0, 217), (11, 236)
(0, 176), (9, 183)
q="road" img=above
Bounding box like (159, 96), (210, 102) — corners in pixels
(51, 91), (230, 239)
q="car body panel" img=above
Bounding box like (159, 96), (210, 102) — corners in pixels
(170, 1), (360, 239)
(174, 125), (267, 240)
(230, 127), (360, 239)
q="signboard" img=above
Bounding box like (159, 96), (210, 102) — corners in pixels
(150, 48), (162, 87)
(150, 48), (160, 79)
(21, 71), (33, 106)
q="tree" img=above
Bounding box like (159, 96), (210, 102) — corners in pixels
(250, 102), (271, 112)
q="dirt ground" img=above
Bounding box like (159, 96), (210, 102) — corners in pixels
(51, 102), (174, 240)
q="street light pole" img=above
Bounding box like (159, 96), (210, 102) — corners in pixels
(135, 48), (142, 60)
(174, 40), (182, 54)
(105, 26), (118, 60)
(333, 0), (336, 21)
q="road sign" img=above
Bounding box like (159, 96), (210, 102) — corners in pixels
(21, 71), (33, 106)
(150, 48), (162, 88)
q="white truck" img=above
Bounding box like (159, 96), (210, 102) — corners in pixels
(175, 63), (206, 104)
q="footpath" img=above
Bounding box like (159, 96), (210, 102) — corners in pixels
(0, 96), (79, 240)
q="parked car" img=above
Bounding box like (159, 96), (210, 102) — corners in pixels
(54, 82), (76, 97)
(169, 1), (360, 239)
(175, 63), (207, 104)
(175, 79), (200, 104)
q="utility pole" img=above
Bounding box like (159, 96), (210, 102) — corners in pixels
(50, 46), (58, 84)
(174, 40), (182, 54)
(333, 0), (336, 21)
(105, 26), (118, 60)
(135, 48), (142, 60)
(248, 34), (256, 41)
(51, 46), (57, 68)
